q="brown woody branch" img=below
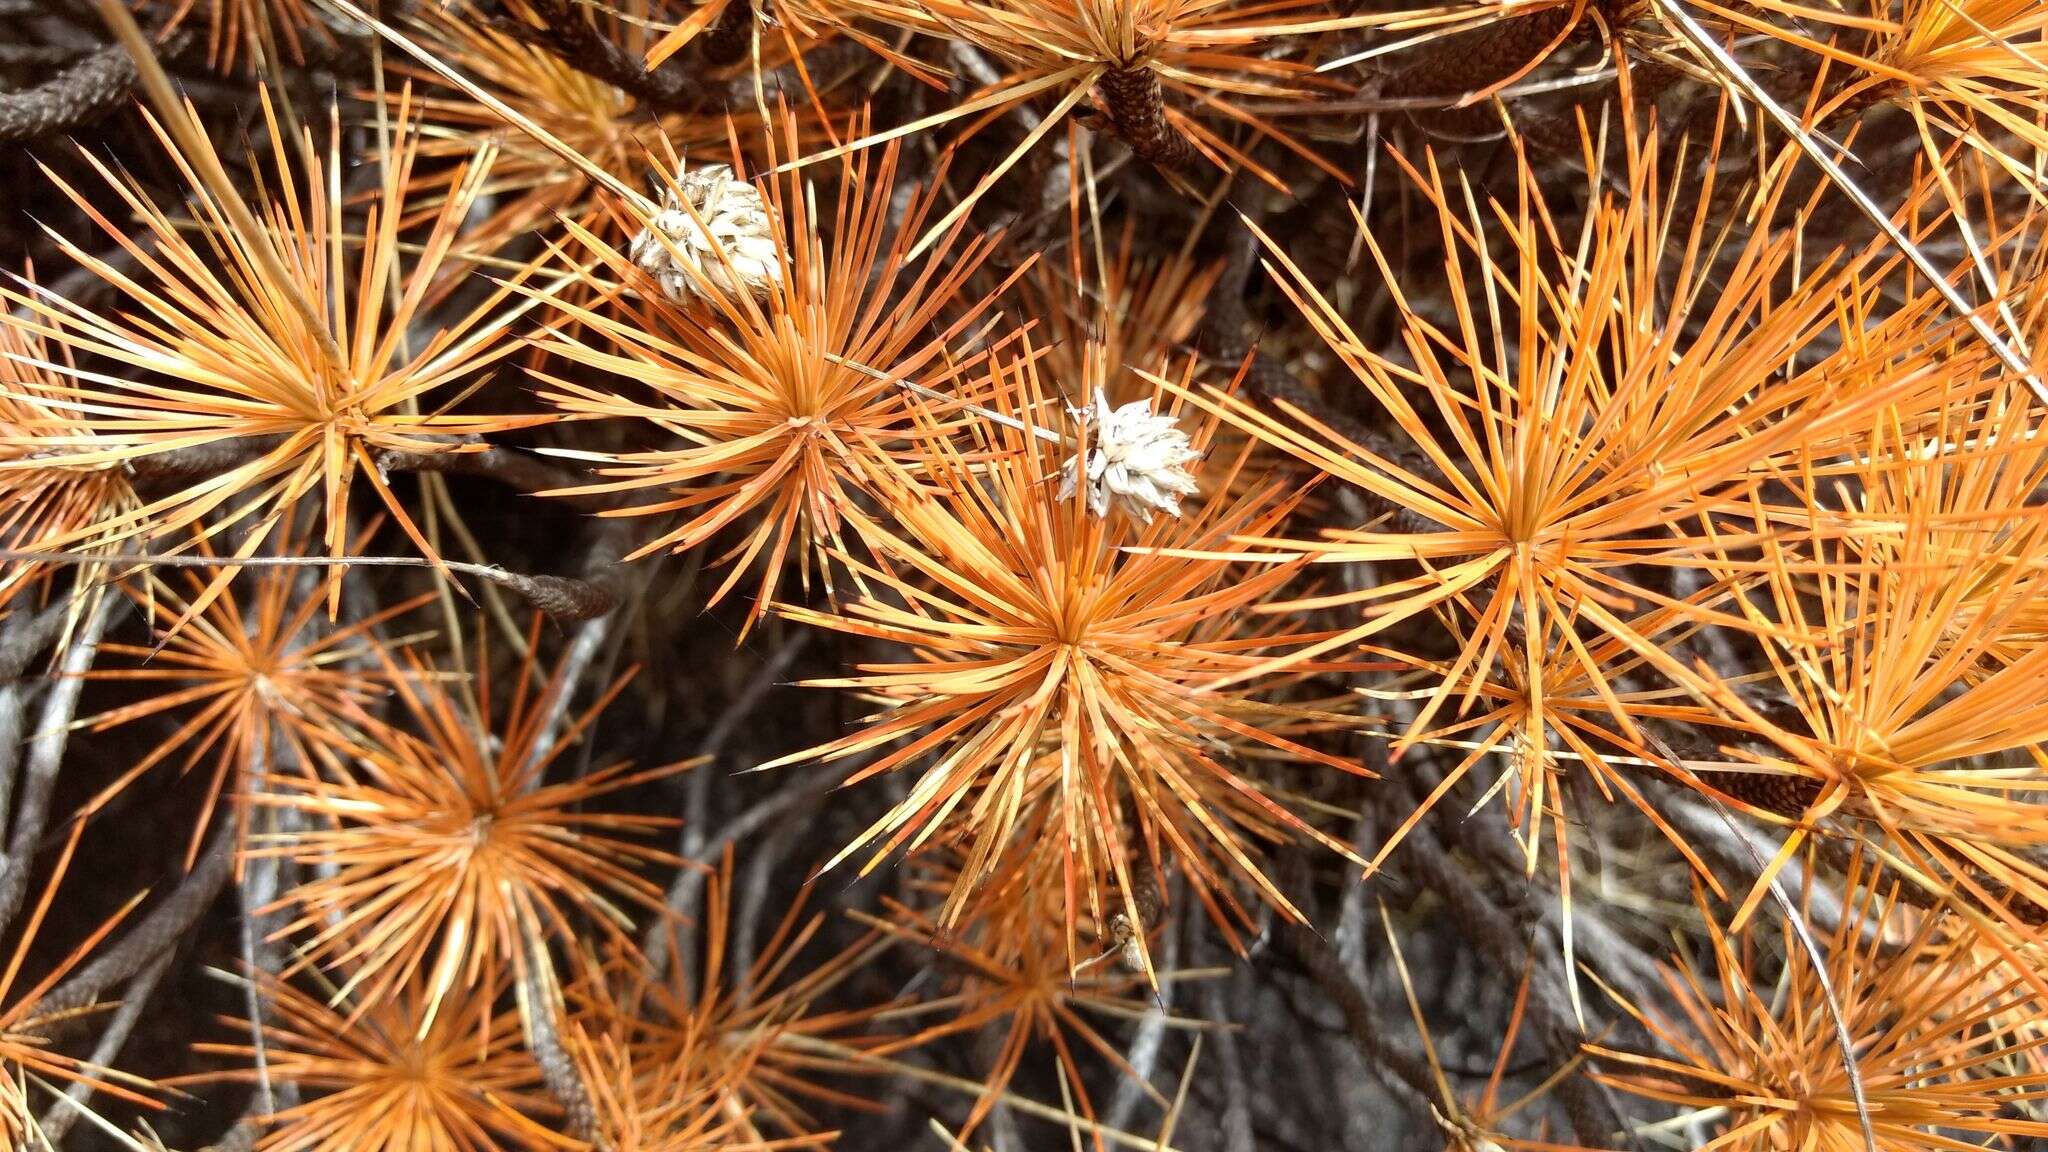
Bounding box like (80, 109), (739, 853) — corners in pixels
(0, 548), (620, 622)
(0, 31), (189, 142)
(698, 0), (754, 67)
(1204, 216), (1444, 537)
(372, 438), (615, 511)
(495, 0), (709, 112)
(1097, 66), (1196, 169)
(1273, 918), (1443, 1112)
(1393, 790), (1630, 1148)
(32, 817), (236, 1026)
(0, 596), (117, 938)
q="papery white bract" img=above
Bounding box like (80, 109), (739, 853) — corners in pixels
(630, 163), (782, 306)
(1059, 390), (1203, 523)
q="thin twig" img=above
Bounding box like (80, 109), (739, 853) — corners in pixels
(524, 615), (615, 776)
(237, 810), (288, 1123)
(775, 1035), (1192, 1152)
(1106, 902), (1181, 1131)
(1203, 966), (1258, 1152)
(822, 352), (1070, 447)
(494, 0), (707, 111)
(1393, 793), (1628, 1147)
(374, 441), (609, 509)
(0, 37), (177, 142)
(0, 601), (77, 682)
(0, 549), (617, 621)
(1274, 919), (1441, 1111)
(1237, 66), (1619, 115)
(313, 0), (655, 214)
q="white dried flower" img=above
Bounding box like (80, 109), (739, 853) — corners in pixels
(629, 163), (781, 306)
(1058, 391), (1202, 524)
(1109, 911), (1147, 974)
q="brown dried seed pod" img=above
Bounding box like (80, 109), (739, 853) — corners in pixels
(1382, 7), (1576, 101)
(1710, 769), (1824, 818)
(1097, 65), (1195, 169)
(493, 571), (619, 620)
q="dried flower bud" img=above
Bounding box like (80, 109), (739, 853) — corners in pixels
(629, 163), (781, 306)
(1109, 911), (1147, 974)
(1058, 391), (1202, 524)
